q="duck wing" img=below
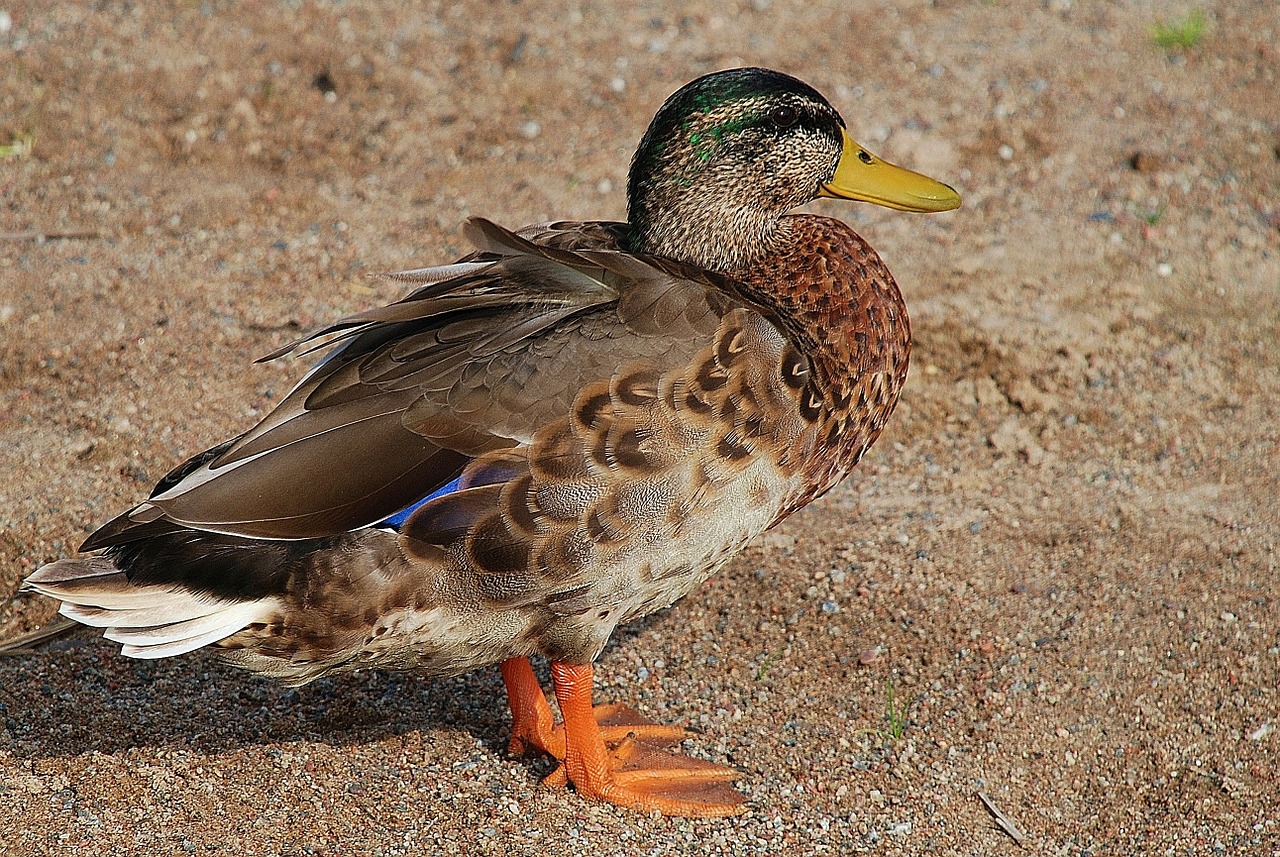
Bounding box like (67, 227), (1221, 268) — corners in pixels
(83, 218), (738, 547)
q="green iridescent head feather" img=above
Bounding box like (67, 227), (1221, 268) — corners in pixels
(628, 67), (845, 192)
(625, 68), (848, 269)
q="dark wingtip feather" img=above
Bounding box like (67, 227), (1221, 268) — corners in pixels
(80, 511), (181, 552)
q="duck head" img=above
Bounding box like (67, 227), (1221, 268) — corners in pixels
(626, 67), (960, 272)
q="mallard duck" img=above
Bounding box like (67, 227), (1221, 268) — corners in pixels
(19, 67), (958, 816)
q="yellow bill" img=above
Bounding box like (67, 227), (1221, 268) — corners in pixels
(818, 128), (961, 213)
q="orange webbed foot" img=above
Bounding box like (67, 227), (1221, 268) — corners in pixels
(498, 657), (745, 816)
(548, 661), (746, 817)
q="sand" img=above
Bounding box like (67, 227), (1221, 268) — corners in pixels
(1, 1), (1277, 854)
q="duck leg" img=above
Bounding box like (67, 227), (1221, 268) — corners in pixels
(546, 661), (746, 817)
(500, 656), (566, 758)
(500, 656), (689, 758)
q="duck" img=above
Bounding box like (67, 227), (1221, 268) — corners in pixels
(16, 67), (959, 816)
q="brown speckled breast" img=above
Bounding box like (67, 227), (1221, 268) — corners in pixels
(737, 214), (911, 519)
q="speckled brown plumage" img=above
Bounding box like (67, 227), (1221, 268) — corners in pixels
(737, 216), (912, 516)
(19, 67), (957, 816)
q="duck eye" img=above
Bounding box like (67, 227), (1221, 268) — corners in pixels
(768, 105), (798, 129)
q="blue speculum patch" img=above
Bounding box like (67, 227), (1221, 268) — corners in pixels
(378, 476), (464, 529)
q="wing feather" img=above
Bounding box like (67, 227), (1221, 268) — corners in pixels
(85, 218), (742, 546)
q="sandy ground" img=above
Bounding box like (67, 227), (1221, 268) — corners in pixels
(1, 1), (1278, 854)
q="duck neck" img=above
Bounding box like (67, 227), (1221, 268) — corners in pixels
(626, 195), (792, 274)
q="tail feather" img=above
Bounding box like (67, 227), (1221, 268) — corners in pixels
(24, 558), (276, 660)
(27, 564), (206, 611)
(116, 608), (273, 659)
(21, 528), (428, 680)
(101, 601), (270, 649)
(24, 558), (119, 584)
(59, 596), (241, 629)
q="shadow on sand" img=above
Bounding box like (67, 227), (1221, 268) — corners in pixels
(0, 604), (658, 765)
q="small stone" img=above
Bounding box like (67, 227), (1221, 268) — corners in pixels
(69, 438), (97, 460)
(519, 121), (541, 140)
(1129, 152), (1164, 172)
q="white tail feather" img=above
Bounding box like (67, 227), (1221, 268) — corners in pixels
(28, 572), (210, 611)
(102, 601), (269, 648)
(113, 601), (274, 658)
(60, 597), (233, 628)
(383, 260), (493, 283)
(24, 560), (119, 584)
(120, 628), (248, 659)
(27, 558), (277, 660)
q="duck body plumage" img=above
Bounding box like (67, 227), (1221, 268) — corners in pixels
(30, 214), (908, 685)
